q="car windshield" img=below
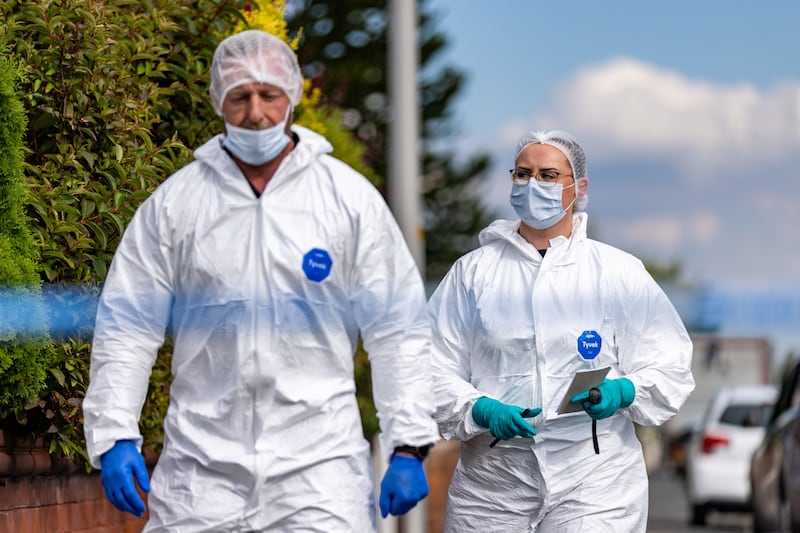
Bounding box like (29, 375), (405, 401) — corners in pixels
(719, 403), (773, 427)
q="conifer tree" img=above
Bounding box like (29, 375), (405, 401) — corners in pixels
(286, 0), (497, 282)
(0, 46), (56, 422)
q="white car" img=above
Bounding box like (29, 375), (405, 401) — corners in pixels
(685, 383), (778, 526)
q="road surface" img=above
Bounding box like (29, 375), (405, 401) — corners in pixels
(648, 467), (752, 533)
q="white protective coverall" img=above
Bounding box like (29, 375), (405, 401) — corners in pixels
(83, 125), (439, 532)
(428, 213), (694, 533)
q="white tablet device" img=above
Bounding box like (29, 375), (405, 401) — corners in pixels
(557, 367), (611, 414)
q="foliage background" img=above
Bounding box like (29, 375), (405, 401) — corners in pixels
(0, 0), (385, 465)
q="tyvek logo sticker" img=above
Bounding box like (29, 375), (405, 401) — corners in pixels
(577, 330), (602, 360)
(302, 248), (332, 282)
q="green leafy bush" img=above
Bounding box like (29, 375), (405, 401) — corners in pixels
(0, 0), (249, 465)
(0, 0), (381, 466)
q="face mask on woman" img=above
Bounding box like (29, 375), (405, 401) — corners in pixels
(510, 178), (576, 229)
(223, 108), (291, 165)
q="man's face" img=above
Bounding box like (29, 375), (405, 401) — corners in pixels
(222, 82), (291, 130)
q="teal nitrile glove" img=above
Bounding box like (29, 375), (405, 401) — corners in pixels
(471, 397), (542, 440)
(379, 454), (429, 518)
(100, 440), (150, 517)
(571, 377), (636, 420)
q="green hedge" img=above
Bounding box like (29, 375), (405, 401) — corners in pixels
(0, 0), (379, 466)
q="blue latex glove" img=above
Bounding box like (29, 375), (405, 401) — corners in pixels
(471, 397), (542, 440)
(100, 440), (150, 516)
(379, 454), (429, 518)
(571, 377), (636, 420)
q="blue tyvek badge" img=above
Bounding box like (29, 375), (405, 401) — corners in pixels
(302, 248), (332, 282)
(577, 330), (602, 360)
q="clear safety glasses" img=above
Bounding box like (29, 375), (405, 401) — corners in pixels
(510, 168), (573, 188)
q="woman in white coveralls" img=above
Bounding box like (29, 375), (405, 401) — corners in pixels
(82, 30), (438, 532)
(428, 129), (695, 532)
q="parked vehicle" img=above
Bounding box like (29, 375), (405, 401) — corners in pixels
(750, 358), (800, 532)
(685, 383), (778, 526)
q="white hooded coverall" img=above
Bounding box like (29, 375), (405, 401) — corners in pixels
(83, 125), (439, 532)
(428, 214), (694, 532)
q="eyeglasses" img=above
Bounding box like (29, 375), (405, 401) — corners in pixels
(510, 168), (573, 188)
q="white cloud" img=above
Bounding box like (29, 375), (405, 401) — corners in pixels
(690, 212), (721, 244)
(533, 58), (800, 182)
(602, 210), (720, 254)
(616, 214), (683, 248)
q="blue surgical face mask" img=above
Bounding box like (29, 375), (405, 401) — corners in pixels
(223, 108), (291, 165)
(510, 178), (576, 229)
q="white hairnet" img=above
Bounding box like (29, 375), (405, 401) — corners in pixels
(210, 30), (304, 115)
(516, 130), (589, 211)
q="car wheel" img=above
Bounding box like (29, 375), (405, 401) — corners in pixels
(690, 503), (708, 526)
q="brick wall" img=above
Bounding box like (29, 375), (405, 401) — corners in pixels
(0, 472), (148, 533)
(0, 429), (149, 533)
(0, 431), (460, 533)
(424, 440), (460, 533)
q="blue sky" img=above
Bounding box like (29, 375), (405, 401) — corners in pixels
(424, 0), (800, 356)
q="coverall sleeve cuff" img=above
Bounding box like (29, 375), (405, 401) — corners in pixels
(464, 398), (488, 437)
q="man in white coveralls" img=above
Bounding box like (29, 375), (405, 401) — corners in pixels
(427, 129), (695, 532)
(83, 29), (438, 532)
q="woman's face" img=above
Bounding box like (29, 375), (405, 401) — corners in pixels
(515, 143), (577, 209)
